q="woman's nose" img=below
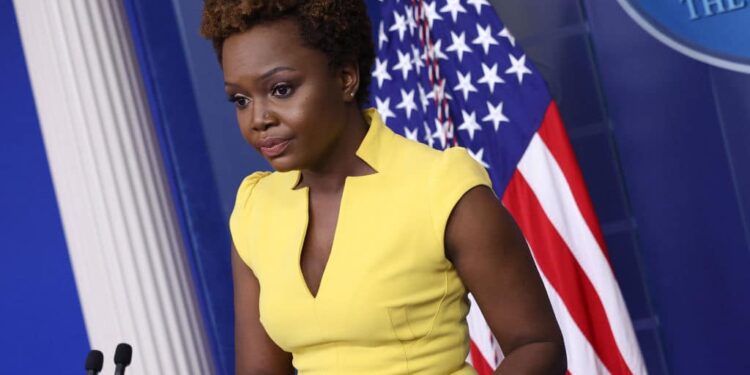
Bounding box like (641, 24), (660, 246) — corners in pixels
(250, 103), (276, 132)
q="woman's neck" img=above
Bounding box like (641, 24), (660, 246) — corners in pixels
(296, 107), (375, 193)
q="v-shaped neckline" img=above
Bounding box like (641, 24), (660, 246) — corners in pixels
(295, 176), (351, 300)
(295, 172), (383, 300)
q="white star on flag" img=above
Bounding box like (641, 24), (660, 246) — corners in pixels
(417, 83), (429, 112)
(393, 49), (413, 80)
(378, 21), (388, 49)
(396, 89), (417, 119)
(454, 71), (478, 101)
(426, 79), (452, 104)
(423, 1), (443, 25)
(458, 110), (482, 141)
(446, 31), (473, 63)
(389, 10), (407, 41)
(472, 24), (499, 54)
(422, 121), (434, 148)
(405, 5), (417, 36)
(477, 63), (505, 94)
(506, 54), (533, 84)
(468, 148), (490, 168)
(432, 118), (448, 149)
(467, 0), (491, 15)
(498, 27), (516, 47)
(424, 38), (449, 61)
(372, 58), (391, 88)
(411, 45), (425, 75)
(404, 126), (419, 141)
(482, 101), (510, 131)
(375, 96), (396, 123)
(440, 0), (467, 22)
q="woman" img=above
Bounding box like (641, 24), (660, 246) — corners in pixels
(201, 1), (565, 374)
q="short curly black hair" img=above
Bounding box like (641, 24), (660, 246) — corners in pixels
(200, 0), (375, 107)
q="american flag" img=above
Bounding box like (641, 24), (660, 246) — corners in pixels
(369, 1), (647, 374)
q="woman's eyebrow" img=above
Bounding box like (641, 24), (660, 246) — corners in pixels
(224, 66), (297, 88)
(260, 66), (296, 80)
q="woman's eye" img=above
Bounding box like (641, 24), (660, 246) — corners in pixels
(272, 84), (294, 98)
(229, 94), (251, 109)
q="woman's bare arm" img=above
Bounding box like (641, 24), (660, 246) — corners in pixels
(445, 186), (566, 374)
(232, 244), (294, 375)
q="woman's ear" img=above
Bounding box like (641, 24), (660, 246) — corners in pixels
(340, 61), (360, 102)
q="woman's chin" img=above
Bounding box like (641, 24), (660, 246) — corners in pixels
(266, 157), (299, 173)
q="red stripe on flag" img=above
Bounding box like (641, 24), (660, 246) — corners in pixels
(469, 339), (494, 375)
(536, 101), (609, 260)
(503, 171), (632, 375)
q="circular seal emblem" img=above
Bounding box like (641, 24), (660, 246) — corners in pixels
(616, 0), (750, 73)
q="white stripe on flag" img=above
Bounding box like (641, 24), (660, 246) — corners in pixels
(467, 294), (504, 367)
(517, 135), (646, 374)
(531, 247), (612, 375)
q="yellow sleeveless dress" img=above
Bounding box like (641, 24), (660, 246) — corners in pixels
(230, 109), (493, 374)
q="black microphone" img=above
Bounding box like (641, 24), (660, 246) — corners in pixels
(85, 350), (103, 375)
(113, 343), (132, 375)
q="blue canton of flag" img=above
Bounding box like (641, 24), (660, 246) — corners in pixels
(370, 0), (549, 197)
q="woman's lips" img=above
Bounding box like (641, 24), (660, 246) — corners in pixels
(259, 138), (291, 158)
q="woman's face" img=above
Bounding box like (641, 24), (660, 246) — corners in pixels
(222, 18), (356, 172)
